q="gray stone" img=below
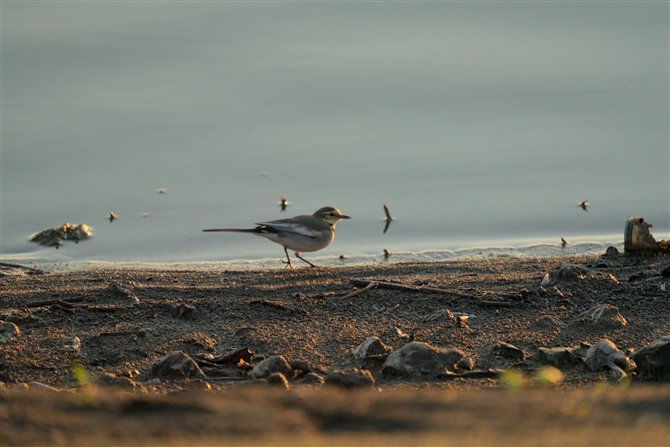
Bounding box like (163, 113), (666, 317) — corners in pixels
(540, 263), (588, 287)
(171, 303), (196, 319)
(96, 372), (139, 389)
(325, 368), (375, 388)
(301, 372), (325, 385)
(347, 336), (391, 369)
(586, 339), (630, 382)
(492, 342), (530, 361)
(382, 342), (464, 378)
(538, 345), (588, 366)
(632, 336), (670, 381)
(0, 321), (20, 344)
(247, 355), (292, 380)
(266, 372), (290, 389)
(150, 351), (206, 379)
(587, 304), (627, 328)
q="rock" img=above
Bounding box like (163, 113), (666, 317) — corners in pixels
(301, 373), (325, 385)
(171, 303), (196, 319)
(30, 223), (92, 246)
(4, 311), (36, 325)
(456, 357), (474, 371)
(540, 264), (588, 287)
(632, 336), (670, 381)
(325, 368), (375, 388)
(603, 246), (620, 257)
(586, 304), (627, 328)
(492, 342), (530, 361)
(96, 372), (140, 389)
(105, 282), (139, 305)
(182, 378), (212, 391)
(586, 339), (630, 381)
(0, 321), (20, 344)
(150, 351), (206, 379)
(347, 336), (391, 369)
(63, 336), (81, 353)
(247, 355), (292, 380)
(266, 372), (290, 389)
(382, 342), (464, 378)
(538, 345), (588, 366)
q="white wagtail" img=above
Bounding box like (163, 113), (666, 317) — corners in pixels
(203, 206), (351, 268)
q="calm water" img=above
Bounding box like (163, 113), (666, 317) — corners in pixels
(2, 2), (668, 269)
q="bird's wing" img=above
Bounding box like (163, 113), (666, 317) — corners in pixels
(256, 216), (323, 238)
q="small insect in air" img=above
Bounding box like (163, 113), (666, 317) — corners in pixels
(157, 188), (166, 194)
(383, 249), (392, 259)
(561, 237), (567, 247)
(108, 212), (117, 223)
(580, 200), (588, 212)
(279, 196), (289, 212)
(383, 203), (394, 234)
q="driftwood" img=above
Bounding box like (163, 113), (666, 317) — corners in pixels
(86, 305), (123, 312)
(349, 280), (477, 299)
(478, 300), (513, 308)
(24, 297), (84, 308)
(339, 281), (378, 299)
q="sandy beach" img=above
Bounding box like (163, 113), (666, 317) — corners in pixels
(1, 253), (669, 445)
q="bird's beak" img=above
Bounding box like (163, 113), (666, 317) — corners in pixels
(341, 214), (351, 219)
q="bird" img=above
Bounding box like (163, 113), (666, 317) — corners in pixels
(580, 200), (588, 212)
(202, 206), (351, 268)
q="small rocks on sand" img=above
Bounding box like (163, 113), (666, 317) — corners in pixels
(632, 335), (670, 381)
(151, 351), (206, 379)
(538, 345), (588, 367)
(541, 263), (588, 287)
(586, 339), (630, 382)
(382, 341), (464, 378)
(247, 355), (292, 380)
(492, 342), (531, 361)
(96, 372), (140, 389)
(586, 304), (627, 328)
(0, 321), (20, 344)
(325, 368), (375, 389)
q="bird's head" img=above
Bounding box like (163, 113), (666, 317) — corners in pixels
(314, 206), (351, 226)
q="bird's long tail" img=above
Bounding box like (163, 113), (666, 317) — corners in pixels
(202, 228), (260, 233)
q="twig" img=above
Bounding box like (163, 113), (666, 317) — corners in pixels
(339, 281), (378, 299)
(349, 280), (477, 299)
(478, 300), (513, 308)
(25, 297), (84, 308)
(98, 330), (147, 337)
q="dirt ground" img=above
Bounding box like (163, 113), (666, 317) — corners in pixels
(1, 253), (669, 445)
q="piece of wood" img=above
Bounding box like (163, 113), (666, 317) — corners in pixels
(436, 369), (504, 380)
(24, 297), (84, 308)
(339, 281), (378, 299)
(478, 300), (513, 308)
(349, 280), (477, 299)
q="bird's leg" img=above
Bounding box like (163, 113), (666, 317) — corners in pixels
(294, 251), (316, 268)
(282, 247), (294, 269)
